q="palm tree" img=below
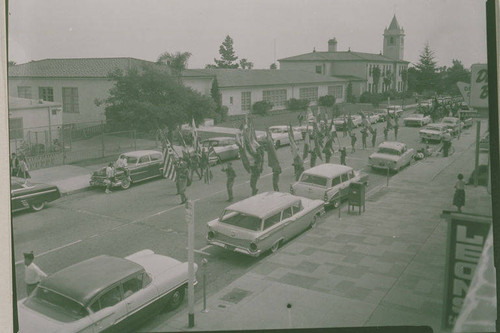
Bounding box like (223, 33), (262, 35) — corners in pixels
(157, 51), (192, 79)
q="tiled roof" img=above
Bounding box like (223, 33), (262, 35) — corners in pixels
(278, 51), (408, 63)
(8, 58), (163, 78)
(8, 97), (61, 110)
(182, 69), (349, 88)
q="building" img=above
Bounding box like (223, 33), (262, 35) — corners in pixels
(182, 69), (354, 115)
(8, 97), (63, 153)
(8, 58), (159, 126)
(278, 15), (409, 97)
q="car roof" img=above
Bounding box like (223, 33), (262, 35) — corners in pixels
(269, 125), (288, 129)
(303, 163), (353, 178)
(225, 192), (301, 219)
(123, 150), (162, 158)
(40, 255), (144, 306)
(378, 141), (406, 150)
(202, 137), (234, 142)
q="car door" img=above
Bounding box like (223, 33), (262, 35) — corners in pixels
(119, 272), (158, 326)
(260, 211), (283, 250)
(10, 181), (27, 211)
(149, 153), (163, 177)
(88, 285), (128, 332)
(134, 155), (151, 181)
(327, 176), (342, 202)
(339, 173), (350, 199)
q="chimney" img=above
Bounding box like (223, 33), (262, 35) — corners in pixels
(328, 38), (337, 52)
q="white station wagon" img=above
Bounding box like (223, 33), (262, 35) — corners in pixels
(403, 114), (431, 127)
(18, 250), (197, 333)
(368, 141), (415, 172)
(206, 192), (324, 257)
(419, 123), (450, 142)
(290, 164), (368, 208)
(269, 126), (302, 148)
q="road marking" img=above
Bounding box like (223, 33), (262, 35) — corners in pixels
(199, 244), (212, 252)
(185, 248), (211, 256)
(15, 239), (82, 265)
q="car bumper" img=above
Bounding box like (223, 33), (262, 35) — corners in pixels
(207, 240), (261, 257)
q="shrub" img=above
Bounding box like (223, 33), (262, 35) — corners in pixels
(285, 98), (310, 112)
(252, 101), (273, 115)
(359, 92), (372, 103)
(318, 95), (336, 108)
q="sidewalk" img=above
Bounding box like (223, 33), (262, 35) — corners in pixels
(144, 122), (492, 332)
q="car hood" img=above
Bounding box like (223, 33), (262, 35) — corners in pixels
(369, 153), (400, 162)
(18, 299), (67, 333)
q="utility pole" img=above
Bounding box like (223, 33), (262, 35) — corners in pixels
(474, 121), (481, 186)
(185, 200), (195, 328)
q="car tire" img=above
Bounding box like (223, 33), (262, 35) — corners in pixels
(121, 178), (131, 190)
(168, 287), (185, 310)
(31, 201), (46, 211)
(270, 240), (281, 253)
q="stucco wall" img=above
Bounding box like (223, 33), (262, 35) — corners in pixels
(182, 77), (212, 96)
(279, 61), (330, 75)
(8, 77), (111, 125)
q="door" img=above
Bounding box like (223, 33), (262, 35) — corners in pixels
(119, 273), (158, 326)
(260, 211), (283, 249)
(282, 205), (305, 239)
(339, 173), (350, 199)
(88, 285), (128, 332)
(149, 153), (163, 177)
(134, 155), (152, 181)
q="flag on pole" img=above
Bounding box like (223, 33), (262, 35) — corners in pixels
(266, 129), (281, 169)
(236, 134), (251, 173)
(288, 124), (301, 159)
(162, 144), (177, 181)
(191, 118), (198, 153)
(303, 126), (310, 160)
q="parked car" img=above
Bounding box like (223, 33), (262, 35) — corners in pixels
(368, 141), (415, 172)
(387, 105), (404, 116)
(206, 192), (324, 257)
(11, 177), (61, 212)
(403, 114), (431, 127)
(479, 133), (489, 152)
(269, 126), (302, 148)
(201, 137), (239, 163)
(90, 150), (164, 190)
(366, 113), (380, 124)
(290, 164), (368, 208)
(458, 109), (476, 129)
(374, 109), (388, 122)
(332, 117), (348, 131)
(351, 115), (363, 127)
(17, 249), (197, 333)
(419, 123), (450, 142)
(441, 117), (463, 135)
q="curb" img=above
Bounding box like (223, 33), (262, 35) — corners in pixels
(61, 186), (93, 197)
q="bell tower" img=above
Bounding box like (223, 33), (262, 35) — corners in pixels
(383, 15), (404, 60)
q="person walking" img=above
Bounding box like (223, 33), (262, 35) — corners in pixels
(272, 165), (282, 191)
(310, 150), (317, 168)
(250, 163), (261, 196)
(350, 133), (357, 153)
(10, 153), (19, 177)
(340, 147), (347, 166)
(361, 129), (368, 149)
(105, 162), (115, 194)
(292, 155), (304, 181)
(394, 121), (399, 140)
(323, 137), (334, 163)
(371, 128), (377, 148)
(190, 153), (202, 180)
(342, 119), (347, 137)
(18, 157), (30, 182)
(221, 162), (236, 202)
(453, 173), (466, 212)
(442, 131), (452, 157)
(176, 160), (189, 204)
(24, 251), (47, 296)
(383, 127), (389, 141)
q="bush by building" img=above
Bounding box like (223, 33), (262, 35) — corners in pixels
(252, 100), (273, 115)
(285, 98), (310, 112)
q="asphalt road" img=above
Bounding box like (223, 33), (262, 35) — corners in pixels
(12, 108), (437, 327)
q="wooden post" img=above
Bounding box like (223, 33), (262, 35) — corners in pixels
(474, 121), (481, 186)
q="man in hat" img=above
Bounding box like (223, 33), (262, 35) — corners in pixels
(105, 162), (115, 194)
(292, 155), (304, 181)
(24, 251), (47, 296)
(221, 162), (236, 202)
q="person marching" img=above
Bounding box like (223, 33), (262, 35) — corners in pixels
(393, 118), (399, 140)
(190, 152), (202, 180)
(292, 155), (304, 181)
(323, 136), (334, 163)
(350, 132), (357, 153)
(383, 126), (389, 141)
(342, 118), (347, 137)
(24, 251), (47, 296)
(340, 147), (347, 166)
(176, 160), (189, 204)
(249, 163), (261, 196)
(310, 150), (317, 168)
(105, 162), (115, 194)
(272, 165), (282, 191)
(221, 162), (236, 202)
(453, 173), (466, 212)
(361, 128), (368, 149)
(10, 153), (19, 177)
(371, 128), (377, 148)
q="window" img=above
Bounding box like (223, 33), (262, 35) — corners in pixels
(315, 65), (322, 74)
(62, 87), (79, 113)
(341, 173), (348, 183)
(9, 118), (23, 140)
(292, 203), (303, 214)
(328, 86), (343, 99)
(92, 286), (122, 311)
(390, 37), (394, 44)
(300, 174), (328, 186)
(150, 153), (162, 161)
(39, 87), (54, 102)
(138, 155), (150, 164)
(282, 207), (293, 220)
(30, 288), (88, 319)
(263, 89), (287, 107)
(221, 211), (262, 231)
(17, 86), (32, 99)
(230, 96), (233, 104)
(241, 92), (251, 111)
(123, 275), (143, 298)
(332, 176), (341, 187)
(299, 87), (318, 102)
(263, 212), (281, 230)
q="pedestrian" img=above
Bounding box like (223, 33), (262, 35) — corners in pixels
(10, 153), (20, 177)
(176, 160), (189, 204)
(361, 129), (368, 149)
(453, 173), (466, 212)
(272, 165), (281, 191)
(340, 147), (347, 165)
(442, 131), (452, 157)
(350, 133), (357, 153)
(310, 150), (317, 168)
(250, 163), (261, 196)
(383, 127), (388, 141)
(24, 251), (47, 296)
(18, 157), (31, 182)
(292, 155), (304, 181)
(105, 162), (115, 194)
(371, 128), (377, 148)
(394, 122), (399, 140)
(297, 113), (304, 126)
(221, 162), (236, 202)
(323, 137), (334, 163)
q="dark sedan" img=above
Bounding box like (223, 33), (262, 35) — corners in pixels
(11, 177), (61, 212)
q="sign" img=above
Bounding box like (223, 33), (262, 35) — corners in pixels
(470, 64), (488, 108)
(442, 212), (491, 329)
(456, 82), (471, 104)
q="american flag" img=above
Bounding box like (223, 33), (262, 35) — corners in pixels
(162, 146), (177, 181)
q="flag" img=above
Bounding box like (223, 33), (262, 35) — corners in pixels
(266, 129), (280, 169)
(162, 146), (177, 181)
(236, 134), (251, 173)
(288, 124), (300, 159)
(303, 126), (310, 160)
(386, 110), (394, 130)
(347, 114), (354, 134)
(191, 118), (199, 154)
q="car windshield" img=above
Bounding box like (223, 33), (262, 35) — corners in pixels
(300, 174), (328, 187)
(125, 156), (138, 164)
(378, 147), (401, 155)
(220, 210), (262, 231)
(25, 287), (88, 321)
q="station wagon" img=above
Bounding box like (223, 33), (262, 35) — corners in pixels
(201, 137), (239, 163)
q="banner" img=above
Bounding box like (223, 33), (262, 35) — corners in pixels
(470, 64), (488, 108)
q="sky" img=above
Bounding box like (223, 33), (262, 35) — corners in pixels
(7, 0), (488, 69)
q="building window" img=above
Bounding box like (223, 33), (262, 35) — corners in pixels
(17, 86), (32, 99)
(315, 65), (322, 74)
(390, 37), (394, 44)
(62, 87), (79, 113)
(368, 83), (372, 93)
(299, 87), (318, 102)
(241, 92), (251, 111)
(263, 89), (287, 107)
(39, 87), (54, 102)
(230, 96), (233, 104)
(9, 118), (23, 140)
(369, 65), (372, 77)
(328, 85), (343, 99)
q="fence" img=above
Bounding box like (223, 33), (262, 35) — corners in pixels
(10, 121), (161, 170)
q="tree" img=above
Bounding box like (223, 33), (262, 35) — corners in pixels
(269, 63), (277, 70)
(442, 59), (471, 95)
(210, 78), (226, 123)
(105, 65), (216, 132)
(346, 82), (356, 103)
(239, 58), (254, 69)
(414, 43), (438, 94)
(214, 35), (239, 68)
(372, 66), (381, 94)
(156, 51), (192, 79)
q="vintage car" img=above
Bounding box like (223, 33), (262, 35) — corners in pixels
(458, 109), (476, 129)
(387, 105), (404, 116)
(419, 123), (450, 142)
(90, 150), (164, 190)
(11, 177), (61, 213)
(374, 109), (388, 122)
(366, 113), (380, 124)
(206, 192), (324, 257)
(201, 137), (239, 163)
(479, 133), (489, 152)
(368, 141), (415, 172)
(332, 117), (348, 131)
(290, 164), (368, 208)
(268, 126), (302, 148)
(18, 250), (197, 333)
(403, 114), (431, 127)
(441, 117), (463, 135)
